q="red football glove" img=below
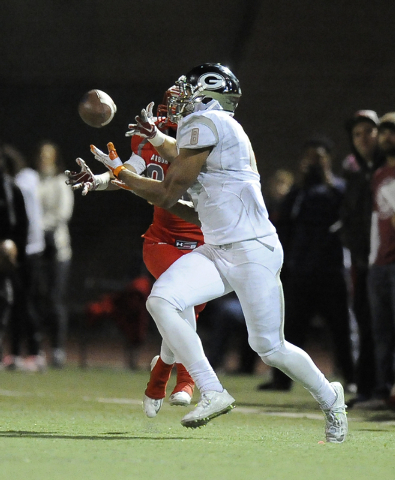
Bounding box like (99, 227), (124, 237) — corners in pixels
(65, 158), (100, 196)
(126, 102), (157, 139)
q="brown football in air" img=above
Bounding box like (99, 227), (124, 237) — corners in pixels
(78, 89), (117, 128)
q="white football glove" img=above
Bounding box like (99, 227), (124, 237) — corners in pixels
(90, 142), (124, 175)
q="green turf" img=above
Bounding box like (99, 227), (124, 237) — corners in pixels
(0, 368), (394, 480)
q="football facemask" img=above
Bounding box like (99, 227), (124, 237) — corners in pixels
(156, 85), (179, 130)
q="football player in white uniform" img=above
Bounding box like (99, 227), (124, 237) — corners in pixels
(88, 63), (348, 442)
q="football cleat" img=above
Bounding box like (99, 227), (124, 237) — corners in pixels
(142, 355), (168, 418)
(169, 391), (192, 407)
(169, 367), (194, 407)
(322, 382), (348, 443)
(181, 389), (235, 428)
(143, 395), (164, 418)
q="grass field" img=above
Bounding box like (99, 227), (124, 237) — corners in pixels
(0, 367), (394, 480)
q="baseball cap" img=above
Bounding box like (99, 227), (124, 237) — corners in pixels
(345, 110), (379, 133)
(379, 112), (395, 131)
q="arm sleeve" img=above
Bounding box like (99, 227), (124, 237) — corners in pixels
(124, 153), (146, 175)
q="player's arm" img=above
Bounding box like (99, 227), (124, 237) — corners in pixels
(65, 155), (140, 195)
(104, 145), (211, 209)
(167, 200), (201, 226)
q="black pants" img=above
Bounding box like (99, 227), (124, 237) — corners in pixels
(0, 275), (13, 357)
(352, 265), (376, 397)
(9, 254), (42, 356)
(38, 255), (71, 350)
(367, 263), (395, 398)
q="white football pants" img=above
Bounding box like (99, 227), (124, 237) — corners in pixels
(147, 235), (335, 408)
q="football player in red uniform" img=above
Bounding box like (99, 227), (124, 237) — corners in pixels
(66, 88), (205, 417)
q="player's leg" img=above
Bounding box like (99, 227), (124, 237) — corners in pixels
(168, 306), (197, 405)
(169, 299), (207, 402)
(142, 242), (196, 413)
(223, 237), (347, 442)
(146, 246), (236, 427)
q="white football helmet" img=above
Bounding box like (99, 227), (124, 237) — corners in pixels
(167, 63), (242, 123)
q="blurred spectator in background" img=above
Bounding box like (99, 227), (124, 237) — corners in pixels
(2, 144), (46, 371)
(0, 239), (17, 341)
(35, 141), (74, 368)
(363, 112), (395, 408)
(264, 169), (295, 226)
(340, 110), (385, 406)
(0, 146), (29, 366)
(258, 136), (355, 392)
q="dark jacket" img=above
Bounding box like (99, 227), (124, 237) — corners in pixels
(0, 172), (28, 264)
(340, 148), (385, 269)
(277, 178), (345, 276)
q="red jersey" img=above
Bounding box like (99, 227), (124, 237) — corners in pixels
(130, 135), (204, 248)
(370, 164), (395, 265)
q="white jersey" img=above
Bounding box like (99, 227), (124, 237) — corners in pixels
(177, 101), (275, 245)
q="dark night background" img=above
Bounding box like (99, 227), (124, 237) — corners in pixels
(1, 0), (395, 313)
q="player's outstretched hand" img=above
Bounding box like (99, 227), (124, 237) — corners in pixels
(126, 102), (157, 138)
(65, 158), (99, 196)
(90, 142), (123, 174)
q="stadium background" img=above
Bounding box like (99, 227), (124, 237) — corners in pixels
(0, 1), (394, 347)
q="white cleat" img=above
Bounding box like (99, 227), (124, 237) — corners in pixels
(322, 382), (348, 443)
(181, 389), (235, 428)
(142, 355), (163, 418)
(169, 391), (192, 407)
(143, 395), (164, 418)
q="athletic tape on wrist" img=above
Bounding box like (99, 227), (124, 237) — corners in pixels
(113, 165), (126, 178)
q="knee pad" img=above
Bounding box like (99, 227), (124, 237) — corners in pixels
(260, 341), (303, 369)
(146, 295), (170, 318)
(248, 335), (281, 359)
(261, 346), (285, 367)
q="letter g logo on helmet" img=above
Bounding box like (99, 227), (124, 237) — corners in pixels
(198, 73), (225, 90)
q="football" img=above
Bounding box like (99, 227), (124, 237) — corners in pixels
(78, 89), (117, 128)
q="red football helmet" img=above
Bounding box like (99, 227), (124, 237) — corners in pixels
(156, 85), (179, 131)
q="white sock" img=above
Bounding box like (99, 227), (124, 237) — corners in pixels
(188, 358), (223, 393)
